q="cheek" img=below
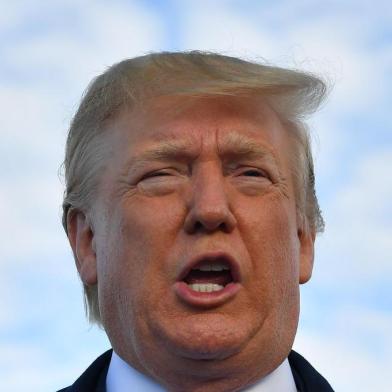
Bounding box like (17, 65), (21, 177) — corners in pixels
(95, 209), (152, 332)
(244, 204), (300, 338)
(120, 196), (186, 263)
(238, 196), (300, 295)
(97, 195), (184, 291)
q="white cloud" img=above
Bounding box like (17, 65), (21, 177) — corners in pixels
(0, 86), (65, 151)
(295, 306), (392, 391)
(315, 148), (392, 282)
(0, 336), (109, 391)
(0, 176), (66, 262)
(179, 2), (277, 57)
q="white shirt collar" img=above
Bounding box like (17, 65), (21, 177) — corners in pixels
(106, 350), (297, 392)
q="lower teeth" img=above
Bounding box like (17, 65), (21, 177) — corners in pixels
(189, 283), (224, 292)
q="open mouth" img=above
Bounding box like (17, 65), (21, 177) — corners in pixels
(174, 253), (241, 307)
(183, 259), (233, 293)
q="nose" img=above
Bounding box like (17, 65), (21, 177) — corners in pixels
(184, 165), (237, 234)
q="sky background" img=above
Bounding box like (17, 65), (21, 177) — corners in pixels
(1, 0), (391, 390)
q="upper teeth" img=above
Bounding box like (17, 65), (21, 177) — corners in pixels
(192, 262), (230, 272)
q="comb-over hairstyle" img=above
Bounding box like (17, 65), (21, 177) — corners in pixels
(62, 51), (328, 324)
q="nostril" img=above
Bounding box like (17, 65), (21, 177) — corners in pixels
(190, 220), (229, 234)
(184, 204), (237, 234)
(194, 221), (203, 232)
(217, 222), (230, 233)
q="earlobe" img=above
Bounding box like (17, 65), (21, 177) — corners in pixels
(67, 210), (98, 286)
(298, 228), (315, 284)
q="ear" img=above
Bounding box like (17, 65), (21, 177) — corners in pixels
(298, 227), (315, 284)
(67, 210), (97, 286)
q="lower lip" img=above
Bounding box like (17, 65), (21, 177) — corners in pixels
(173, 281), (241, 308)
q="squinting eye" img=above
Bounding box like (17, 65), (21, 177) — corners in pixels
(241, 169), (267, 177)
(136, 168), (184, 196)
(140, 170), (174, 181)
(147, 171), (171, 177)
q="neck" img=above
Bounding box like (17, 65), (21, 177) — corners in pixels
(116, 348), (286, 392)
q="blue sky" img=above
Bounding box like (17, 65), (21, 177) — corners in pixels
(1, 1), (391, 390)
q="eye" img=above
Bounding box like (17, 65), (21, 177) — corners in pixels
(241, 169), (267, 177)
(140, 169), (175, 181)
(136, 168), (186, 196)
(239, 167), (270, 179)
(137, 167), (189, 186)
(146, 171), (172, 178)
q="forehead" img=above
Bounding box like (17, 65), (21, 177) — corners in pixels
(108, 95), (291, 155)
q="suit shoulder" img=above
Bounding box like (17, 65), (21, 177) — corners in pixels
(288, 350), (334, 392)
(56, 350), (112, 392)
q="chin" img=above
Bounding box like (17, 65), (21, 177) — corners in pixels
(148, 311), (262, 361)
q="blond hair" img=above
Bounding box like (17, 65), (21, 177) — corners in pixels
(62, 51), (328, 324)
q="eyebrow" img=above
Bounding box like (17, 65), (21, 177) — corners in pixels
(124, 132), (281, 174)
(218, 133), (280, 167)
(141, 141), (198, 161)
(123, 140), (198, 175)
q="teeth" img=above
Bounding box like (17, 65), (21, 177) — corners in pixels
(189, 283), (224, 292)
(193, 263), (230, 272)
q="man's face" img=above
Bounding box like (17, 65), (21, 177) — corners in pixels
(86, 96), (314, 389)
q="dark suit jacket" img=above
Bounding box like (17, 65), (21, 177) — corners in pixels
(58, 349), (334, 391)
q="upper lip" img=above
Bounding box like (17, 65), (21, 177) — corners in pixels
(177, 251), (241, 283)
